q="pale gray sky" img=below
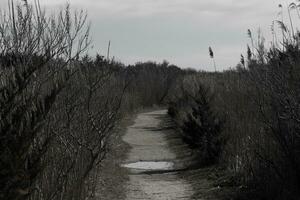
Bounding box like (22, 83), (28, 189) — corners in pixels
(1, 0), (290, 70)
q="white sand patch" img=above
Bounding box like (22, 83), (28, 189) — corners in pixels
(122, 161), (174, 170)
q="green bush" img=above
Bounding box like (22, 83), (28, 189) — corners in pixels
(169, 83), (224, 165)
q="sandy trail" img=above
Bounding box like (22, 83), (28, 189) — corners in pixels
(122, 110), (195, 200)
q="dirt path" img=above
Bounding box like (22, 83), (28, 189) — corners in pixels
(121, 110), (195, 200)
(96, 109), (237, 200)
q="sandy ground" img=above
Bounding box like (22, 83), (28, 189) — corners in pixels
(96, 109), (237, 200)
(122, 110), (195, 200)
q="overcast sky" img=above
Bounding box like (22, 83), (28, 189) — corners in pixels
(1, 0), (289, 70)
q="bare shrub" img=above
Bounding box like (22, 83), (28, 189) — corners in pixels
(0, 1), (96, 199)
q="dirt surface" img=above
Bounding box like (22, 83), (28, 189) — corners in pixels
(96, 109), (237, 200)
(122, 110), (196, 200)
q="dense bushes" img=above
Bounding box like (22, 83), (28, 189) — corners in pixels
(0, 1), (91, 199)
(168, 4), (300, 200)
(169, 47), (300, 200)
(0, 1), (184, 200)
